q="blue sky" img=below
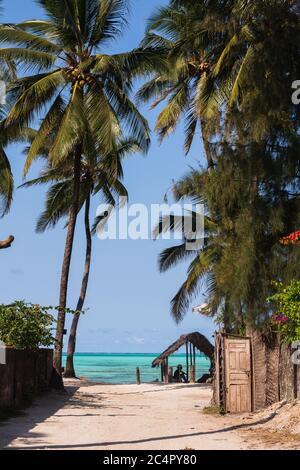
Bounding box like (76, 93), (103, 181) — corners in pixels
(1, 0), (214, 352)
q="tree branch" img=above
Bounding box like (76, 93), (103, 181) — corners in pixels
(0, 235), (15, 249)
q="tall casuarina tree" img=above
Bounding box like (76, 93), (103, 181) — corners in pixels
(0, 0), (155, 375)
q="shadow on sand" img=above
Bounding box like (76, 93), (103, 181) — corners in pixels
(0, 382), (284, 450)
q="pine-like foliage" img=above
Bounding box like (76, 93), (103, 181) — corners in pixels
(148, 1), (300, 330)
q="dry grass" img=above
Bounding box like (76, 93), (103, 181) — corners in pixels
(202, 405), (222, 415)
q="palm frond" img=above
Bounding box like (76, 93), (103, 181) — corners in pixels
(36, 178), (80, 232)
(0, 24), (60, 52)
(0, 146), (13, 215)
(6, 70), (65, 128)
(155, 82), (190, 140)
(23, 94), (65, 175)
(49, 86), (86, 165)
(159, 243), (195, 273)
(0, 48), (56, 72)
(104, 80), (151, 153)
(89, 0), (129, 48)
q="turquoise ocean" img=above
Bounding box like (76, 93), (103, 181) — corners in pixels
(62, 353), (211, 384)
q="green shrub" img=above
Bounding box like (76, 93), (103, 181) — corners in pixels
(0, 301), (55, 349)
(268, 280), (300, 342)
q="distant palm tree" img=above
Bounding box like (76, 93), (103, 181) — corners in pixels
(22, 135), (142, 378)
(154, 170), (222, 324)
(0, 0), (157, 374)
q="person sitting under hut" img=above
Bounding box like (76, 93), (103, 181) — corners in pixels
(173, 364), (188, 383)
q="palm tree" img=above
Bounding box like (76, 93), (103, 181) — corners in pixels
(64, 138), (140, 378)
(0, 0), (17, 247)
(137, 0), (227, 168)
(22, 135), (141, 378)
(140, 1), (300, 166)
(65, 196), (92, 378)
(154, 169), (224, 325)
(0, 0), (156, 374)
(198, 0), (300, 139)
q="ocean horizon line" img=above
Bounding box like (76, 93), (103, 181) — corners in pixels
(62, 352), (208, 356)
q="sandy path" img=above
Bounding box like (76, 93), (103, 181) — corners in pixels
(0, 381), (276, 450)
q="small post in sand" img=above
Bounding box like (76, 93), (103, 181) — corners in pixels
(190, 365), (195, 384)
(136, 367), (141, 385)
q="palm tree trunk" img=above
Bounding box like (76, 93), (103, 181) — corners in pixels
(200, 118), (214, 170)
(53, 146), (82, 376)
(64, 194), (92, 378)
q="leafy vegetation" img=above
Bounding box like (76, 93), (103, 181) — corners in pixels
(269, 281), (300, 342)
(0, 301), (54, 349)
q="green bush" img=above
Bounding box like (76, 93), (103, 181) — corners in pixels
(0, 301), (55, 349)
(268, 280), (300, 342)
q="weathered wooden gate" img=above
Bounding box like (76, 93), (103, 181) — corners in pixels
(214, 333), (252, 413)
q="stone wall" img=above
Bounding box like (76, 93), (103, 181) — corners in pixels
(0, 348), (53, 409)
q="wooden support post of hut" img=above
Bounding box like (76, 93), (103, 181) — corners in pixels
(164, 358), (169, 384)
(190, 365), (195, 383)
(186, 341), (189, 383)
(193, 345), (196, 378)
(152, 332), (214, 385)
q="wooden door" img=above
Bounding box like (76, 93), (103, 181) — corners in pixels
(224, 338), (252, 413)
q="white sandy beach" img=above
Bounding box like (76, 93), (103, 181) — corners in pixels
(1, 380), (296, 450)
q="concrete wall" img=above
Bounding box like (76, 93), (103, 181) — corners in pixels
(0, 348), (53, 409)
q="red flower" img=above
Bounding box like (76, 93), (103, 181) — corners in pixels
(280, 230), (300, 245)
(275, 314), (289, 325)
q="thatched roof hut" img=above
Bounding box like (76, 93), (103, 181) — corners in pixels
(152, 332), (214, 383)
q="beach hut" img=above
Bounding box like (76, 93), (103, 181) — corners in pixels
(152, 332), (214, 384)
